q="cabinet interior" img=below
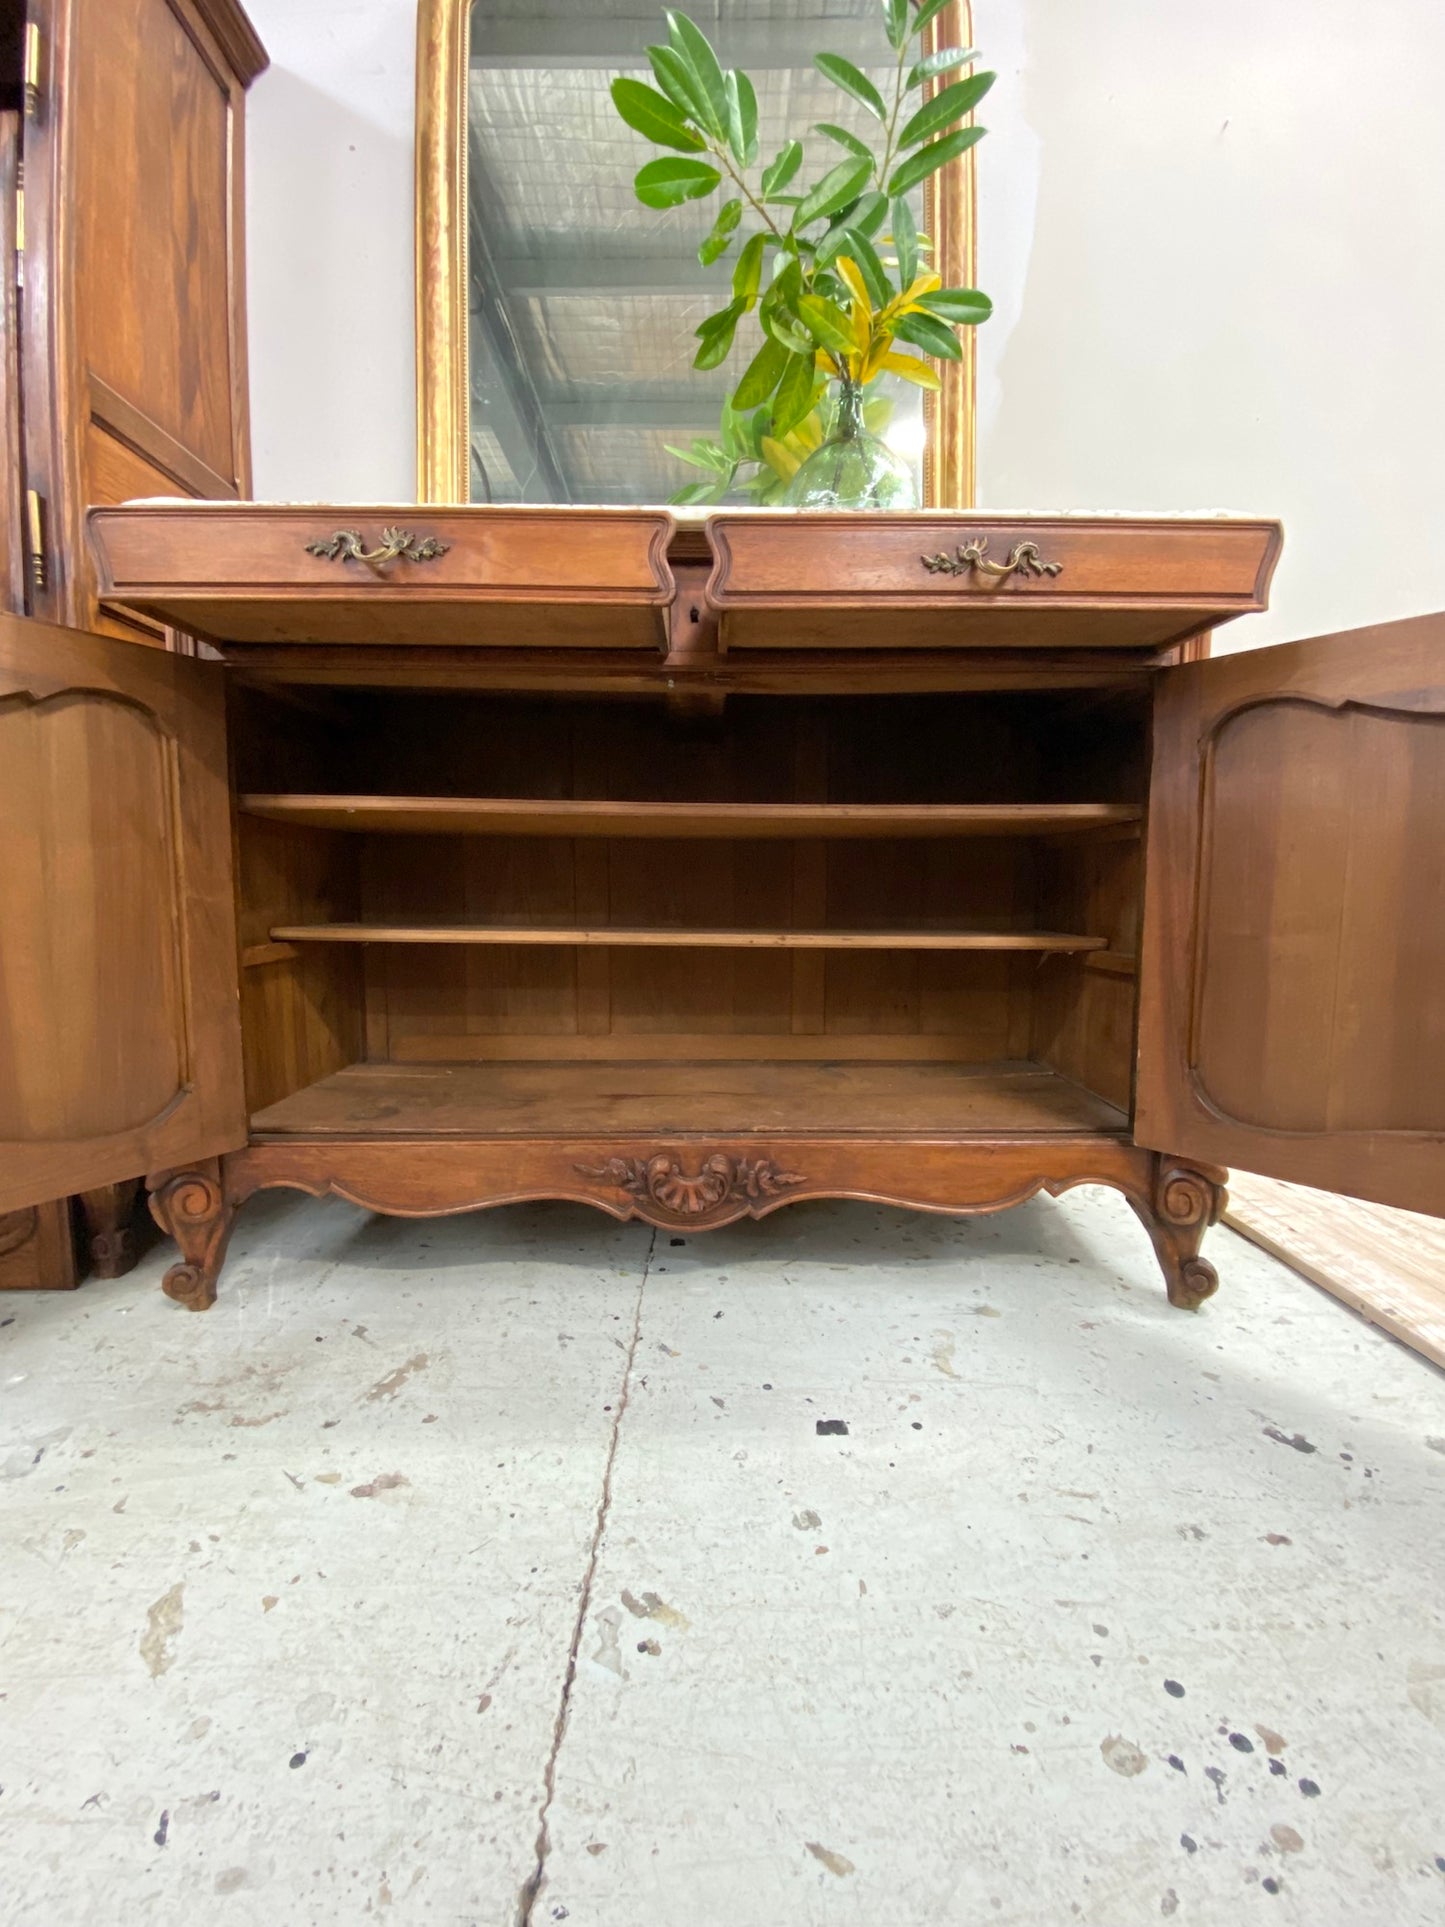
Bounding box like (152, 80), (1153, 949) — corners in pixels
(230, 684), (1149, 1138)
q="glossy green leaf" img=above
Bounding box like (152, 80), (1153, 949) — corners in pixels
(847, 189), (888, 237)
(813, 122), (873, 161)
(696, 296), (745, 337)
(610, 77), (705, 152)
(909, 0), (956, 39)
(887, 123), (986, 197)
(635, 156), (723, 208)
(884, 0), (910, 52)
(794, 155), (874, 228)
(796, 293), (856, 354)
(761, 304), (815, 357)
(890, 194), (918, 287)
(693, 304), (742, 369)
(647, 45), (715, 132)
(898, 72), (995, 149)
(906, 45), (980, 89)
(841, 230), (890, 307)
(812, 220), (850, 268)
(698, 197), (743, 265)
(814, 52), (886, 121)
(664, 438), (734, 473)
(732, 69), (759, 165)
(667, 10), (731, 139)
(918, 287), (993, 325)
(891, 309), (963, 360)
(761, 140), (804, 197)
(672, 480), (723, 505)
(733, 335), (790, 409)
(772, 355), (821, 437)
(732, 231), (768, 305)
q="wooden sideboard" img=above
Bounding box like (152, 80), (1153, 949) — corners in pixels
(2, 506), (1440, 1310)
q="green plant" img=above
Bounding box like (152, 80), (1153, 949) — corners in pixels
(610, 1), (994, 503)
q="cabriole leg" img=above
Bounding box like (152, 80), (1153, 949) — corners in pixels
(1127, 1157), (1228, 1310)
(148, 1161), (235, 1311)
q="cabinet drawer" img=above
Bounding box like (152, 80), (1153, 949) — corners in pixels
(707, 514), (1282, 652)
(87, 505), (676, 649)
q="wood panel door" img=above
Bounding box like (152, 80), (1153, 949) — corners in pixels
(0, 613), (245, 1210)
(19, 0), (265, 638)
(1136, 613), (1445, 1216)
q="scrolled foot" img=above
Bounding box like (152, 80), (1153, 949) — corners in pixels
(1167, 1253), (1220, 1311)
(80, 1181), (141, 1280)
(148, 1163), (234, 1313)
(161, 1261), (218, 1311)
(1128, 1158), (1228, 1312)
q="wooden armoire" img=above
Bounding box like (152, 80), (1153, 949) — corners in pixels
(0, 0), (264, 1287)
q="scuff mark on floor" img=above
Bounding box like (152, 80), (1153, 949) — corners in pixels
(140, 1583), (184, 1678)
(620, 1590), (689, 1631)
(805, 1841), (855, 1877)
(365, 1355), (429, 1403)
(591, 1608), (623, 1678)
(349, 1473), (409, 1499)
(1406, 1659), (1445, 1730)
(930, 1331), (958, 1378)
(1100, 1735), (1149, 1777)
(1264, 1426), (1317, 1455)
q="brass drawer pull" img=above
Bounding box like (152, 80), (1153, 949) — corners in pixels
(922, 538), (1063, 582)
(306, 526), (450, 571)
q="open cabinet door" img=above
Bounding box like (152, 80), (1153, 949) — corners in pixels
(1137, 613), (1445, 1217)
(0, 613), (245, 1211)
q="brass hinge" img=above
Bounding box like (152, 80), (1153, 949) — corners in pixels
(25, 489), (46, 594)
(23, 22), (42, 118)
(13, 175), (23, 290)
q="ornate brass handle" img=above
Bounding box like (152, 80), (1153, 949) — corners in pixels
(921, 538), (1063, 582)
(305, 527), (450, 571)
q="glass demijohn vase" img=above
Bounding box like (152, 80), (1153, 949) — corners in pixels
(783, 376), (918, 510)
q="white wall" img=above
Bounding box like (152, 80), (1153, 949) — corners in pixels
(243, 0), (1445, 649)
(974, 0), (1445, 647)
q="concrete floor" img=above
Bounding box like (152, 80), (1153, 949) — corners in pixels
(1, 1190), (1443, 1927)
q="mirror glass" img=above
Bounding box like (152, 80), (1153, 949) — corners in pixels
(464, 0), (930, 506)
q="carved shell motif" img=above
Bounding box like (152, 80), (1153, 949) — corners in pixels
(576, 1152), (805, 1218)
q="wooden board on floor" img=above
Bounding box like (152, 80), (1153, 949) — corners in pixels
(1224, 1172), (1445, 1368)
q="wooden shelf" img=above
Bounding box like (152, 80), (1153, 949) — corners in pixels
(240, 796), (1142, 839)
(249, 1059), (1130, 1139)
(270, 923), (1108, 953)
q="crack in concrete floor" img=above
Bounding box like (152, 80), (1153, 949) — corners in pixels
(515, 1227), (656, 1926)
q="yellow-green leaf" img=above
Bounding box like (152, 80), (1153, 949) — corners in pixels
(760, 434), (802, 482)
(877, 351), (941, 390)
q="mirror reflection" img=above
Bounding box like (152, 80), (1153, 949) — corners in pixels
(464, 0), (930, 505)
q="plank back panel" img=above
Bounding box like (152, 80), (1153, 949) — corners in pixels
(328, 690), (1142, 1075)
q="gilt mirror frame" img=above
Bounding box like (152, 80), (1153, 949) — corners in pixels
(415, 0), (978, 507)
